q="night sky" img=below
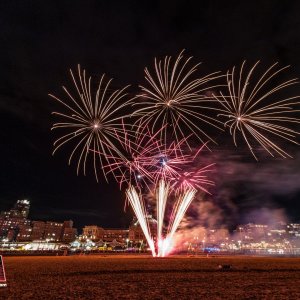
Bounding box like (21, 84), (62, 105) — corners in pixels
(0, 1), (299, 231)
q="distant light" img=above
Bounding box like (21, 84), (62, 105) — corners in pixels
(19, 199), (29, 204)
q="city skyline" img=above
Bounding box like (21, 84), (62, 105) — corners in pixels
(1, 199), (300, 258)
(1, 198), (299, 235)
(0, 1), (299, 230)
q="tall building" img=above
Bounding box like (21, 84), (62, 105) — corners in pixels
(13, 200), (30, 218)
(0, 200), (31, 241)
(1, 199), (30, 219)
(0, 200), (77, 243)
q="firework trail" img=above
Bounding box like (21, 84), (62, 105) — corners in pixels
(50, 65), (134, 181)
(126, 180), (198, 257)
(164, 188), (197, 256)
(133, 50), (223, 147)
(168, 188), (197, 238)
(156, 180), (169, 256)
(126, 186), (156, 256)
(214, 61), (300, 159)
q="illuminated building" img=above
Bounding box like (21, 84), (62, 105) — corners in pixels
(287, 223), (300, 237)
(82, 226), (128, 242)
(82, 226), (104, 241)
(12, 200), (30, 218)
(0, 200), (77, 242)
(1, 200), (30, 219)
(82, 221), (157, 244)
(42, 220), (77, 242)
(236, 223), (269, 241)
(62, 221), (77, 242)
(16, 225), (33, 242)
(15, 220), (77, 242)
(30, 221), (46, 240)
(102, 228), (129, 242)
(44, 221), (64, 241)
(0, 200), (31, 241)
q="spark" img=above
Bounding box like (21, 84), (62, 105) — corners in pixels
(126, 180), (199, 257)
(156, 180), (169, 256)
(154, 182), (197, 257)
(164, 188), (197, 256)
(214, 61), (300, 159)
(126, 186), (156, 256)
(50, 65), (134, 181)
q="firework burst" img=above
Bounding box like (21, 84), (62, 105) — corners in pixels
(133, 50), (223, 146)
(50, 65), (134, 181)
(101, 127), (163, 190)
(150, 138), (190, 185)
(214, 61), (300, 159)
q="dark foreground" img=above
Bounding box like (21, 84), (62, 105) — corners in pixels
(1, 255), (300, 299)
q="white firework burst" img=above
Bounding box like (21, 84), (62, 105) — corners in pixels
(50, 65), (134, 181)
(214, 61), (300, 159)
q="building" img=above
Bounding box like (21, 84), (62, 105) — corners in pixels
(0, 200), (77, 243)
(16, 220), (77, 242)
(82, 226), (128, 242)
(236, 223), (269, 241)
(287, 223), (300, 238)
(102, 228), (129, 242)
(16, 220), (77, 243)
(16, 224), (33, 242)
(0, 200), (31, 241)
(12, 200), (30, 218)
(30, 221), (46, 240)
(1, 200), (30, 219)
(62, 221), (77, 242)
(82, 225), (104, 241)
(44, 221), (64, 241)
